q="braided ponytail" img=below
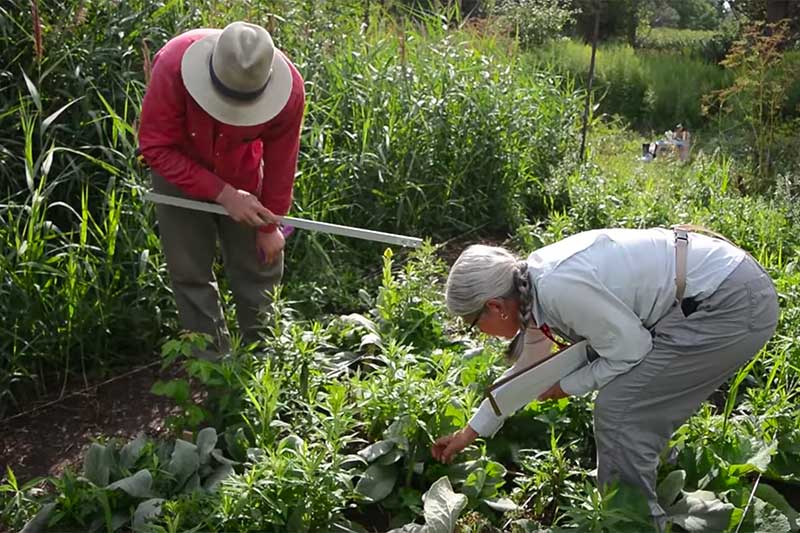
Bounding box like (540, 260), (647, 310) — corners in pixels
(506, 261), (535, 362)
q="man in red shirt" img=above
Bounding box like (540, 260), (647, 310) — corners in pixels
(138, 21), (305, 357)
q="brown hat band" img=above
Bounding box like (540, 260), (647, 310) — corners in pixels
(209, 54), (272, 101)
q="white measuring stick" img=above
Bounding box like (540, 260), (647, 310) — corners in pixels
(145, 191), (423, 248)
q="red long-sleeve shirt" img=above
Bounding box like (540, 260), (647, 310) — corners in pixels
(138, 29), (305, 232)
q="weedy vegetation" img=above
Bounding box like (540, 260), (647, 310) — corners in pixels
(2, 0), (800, 532)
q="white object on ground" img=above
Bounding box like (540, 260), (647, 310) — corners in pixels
(145, 191), (423, 248)
(486, 340), (591, 417)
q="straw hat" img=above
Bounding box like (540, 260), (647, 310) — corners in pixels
(181, 22), (293, 127)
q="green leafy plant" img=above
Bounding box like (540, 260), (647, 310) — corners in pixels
(387, 476), (468, 533)
(20, 428), (235, 533)
(703, 20), (796, 190)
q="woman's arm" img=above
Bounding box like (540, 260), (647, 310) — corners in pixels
(538, 272), (653, 396)
(431, 329), (555, 463)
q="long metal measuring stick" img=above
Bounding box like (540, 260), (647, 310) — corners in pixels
(145, 191), (423, 248)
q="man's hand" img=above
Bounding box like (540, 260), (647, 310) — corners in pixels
(256, 229), (285, 264)
(431, 426), (478, 464)
(538, 381), (569, 401)
(216, 185), (277, 227)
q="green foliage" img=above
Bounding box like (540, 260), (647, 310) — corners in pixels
(492, 0), (577, 48)
(531, 39), (731, 130)
(0, 0), (584, 402)
(386, 476), (469, 533)
(0, 467), (43, 528)
(703, 20), (797, 191)
(637, 27), (735, 62)
(3, 2), (800, 533)
(18, 429), (235, 533)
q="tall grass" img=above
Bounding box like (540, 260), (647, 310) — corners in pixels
(530, 39), (731, 130)
(0, 1), (584, 409)
(637, 27), (733, 62)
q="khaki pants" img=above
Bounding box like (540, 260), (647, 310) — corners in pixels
(593, 256), (779, 526)
(152, 172), (283, 357)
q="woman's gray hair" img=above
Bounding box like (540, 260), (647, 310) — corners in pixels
(445, 244), (535, 361)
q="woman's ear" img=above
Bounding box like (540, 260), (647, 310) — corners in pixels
(484, 298), (504, 315)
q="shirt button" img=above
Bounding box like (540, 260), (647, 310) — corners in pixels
(191, 132), (196, 137)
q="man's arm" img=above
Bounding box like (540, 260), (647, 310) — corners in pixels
(137, 48), (226, 201)
(257, 64), (305, 233)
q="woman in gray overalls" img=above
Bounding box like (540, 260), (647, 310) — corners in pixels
(431, 227), (779, 526)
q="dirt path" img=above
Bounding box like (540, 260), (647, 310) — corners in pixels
(0, 361), (181, 484)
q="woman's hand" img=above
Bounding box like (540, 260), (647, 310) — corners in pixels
(431, 426), (478, 464)
(538, 381), (569, 401)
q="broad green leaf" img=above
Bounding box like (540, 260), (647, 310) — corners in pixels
(462, 467), (487, 500)
(658, 470), (687, 507)
(84, 443), (114, 487)
(726, 437), (776, 476)
(749, 498), (792, 533)
(167, 439), (199, 490)
(483, 460), (507, 495)
(355, 463), (399, 503)
(341, 454), (369, 469)
(111, 511), (129, 531)
(150, 379), (191, 404)
(20, 502), (55, 533)
(202, 463), (234, 492)
(211, 449), (238, 466)
(120, 434), (147, 470)
(359, 440), (395, 462)
(341, 313), (380, 336)
(755, 484), (800, 531)
(132, 498), (164, 532)
(106, 469), (153, 498)
(90, 512), (128, 532)
(279, 434), (305, 451)
(377, 448), (404, 466)
(387, 476), (468, 533)
(182, 472), (201, 493)
(484, 497), (518, 512)
(196, 427), (217, 464)
(360, 332), (383, 350)
(447, 460), (480, 486)
(668, 490), (735, 532)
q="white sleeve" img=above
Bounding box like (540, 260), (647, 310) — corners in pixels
(538, 271), (652, 396)
(468, 328), (554, 437)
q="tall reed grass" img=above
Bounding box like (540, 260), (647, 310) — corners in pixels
(530, 39), (732, 130)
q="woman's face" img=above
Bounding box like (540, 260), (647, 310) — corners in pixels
(471, 298), (521, 339)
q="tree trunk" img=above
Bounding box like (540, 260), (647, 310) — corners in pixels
(625, 0), (637, 48)
(579, 4), (601, 163)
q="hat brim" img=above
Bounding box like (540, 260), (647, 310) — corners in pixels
(180, 32), (293, 127)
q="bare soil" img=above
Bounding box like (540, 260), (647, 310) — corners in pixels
(0, 361), (181, 484)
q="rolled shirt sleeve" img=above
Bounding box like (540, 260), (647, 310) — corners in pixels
(468, 328), (554, 437)
(538, 271), (653, 397)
